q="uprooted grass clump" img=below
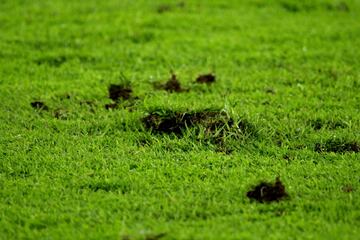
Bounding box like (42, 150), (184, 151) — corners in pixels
(106, 82), (140, 110)
(196, 73), (216, 85)
(141, 109), (256, 151)
(153, 73), (187, 93)
(247, 177), (288, 203)
(315, 139), (360, 153)
(108, 84), (133, 102)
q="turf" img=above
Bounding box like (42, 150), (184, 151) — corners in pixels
(0, 0), (359, 239)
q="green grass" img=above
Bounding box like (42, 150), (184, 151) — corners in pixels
(1, 0), (360, 239)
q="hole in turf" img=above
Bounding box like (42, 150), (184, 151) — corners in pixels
(195, 73), (216, 85)
(247, 177), (289, 203)
(153, 73), (188, 93)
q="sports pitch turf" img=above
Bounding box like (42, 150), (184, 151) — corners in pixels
(0, 0), (359, 239)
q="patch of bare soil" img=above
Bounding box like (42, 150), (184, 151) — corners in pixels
(247, 177), (288, 203)
(142, 109), (233, 135)
(153, 73), (187, 93)
(108, 84), (132, 101)
(196, 73), (216, 85)
(31, 101), (49, 111)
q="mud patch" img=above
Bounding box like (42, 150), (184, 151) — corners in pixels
(247, 177), (288, 203)
(142, 109), (233, 135)
(154, 73), (187, 93)
(142, 109), (256, 152)
(108, 84), (132, 101)
(31, 101), (49, 111)
(196, 73), (216, 85)
(315, 139), (359, 153)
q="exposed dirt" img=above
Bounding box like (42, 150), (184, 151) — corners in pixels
(154, 73), (186, 93)
(315, 139), (359, 153)
(142, 109), (256, 152)
(196, 73), (216, 84)
(309, 118), (347, 130)
(247, 177), (288, 203)
(108, 84), (132, 101)
(142, 109), (233, 135)
(31, 101), (49, 111)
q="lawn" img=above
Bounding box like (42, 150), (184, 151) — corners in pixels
(0, 0), (359, 239)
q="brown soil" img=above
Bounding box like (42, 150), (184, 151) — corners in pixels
(315, 139), (359, 153)
(31, 101), (49, 111)
(196, 73), (216, 84)
(142, 109), (233, 135)
(247, 177), (288, 203)
(154, 73), (186, 93)
(108, 84), (132, 101)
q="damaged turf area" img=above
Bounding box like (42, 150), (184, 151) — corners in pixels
(1, 0), (360, 239)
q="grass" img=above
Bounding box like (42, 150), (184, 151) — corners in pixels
(0, 0), (359, 239)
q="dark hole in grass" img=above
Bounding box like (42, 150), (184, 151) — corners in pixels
(142, 109), (233, 135)
(153, 73), (187, 93)
(31, 101), (49, 111)
(247, 177), (288, 203)
(108, 84), (132, 101)
(315, 139), (359, 153)
(142, 109), (256, 152)
(196, 73), (216, 85)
